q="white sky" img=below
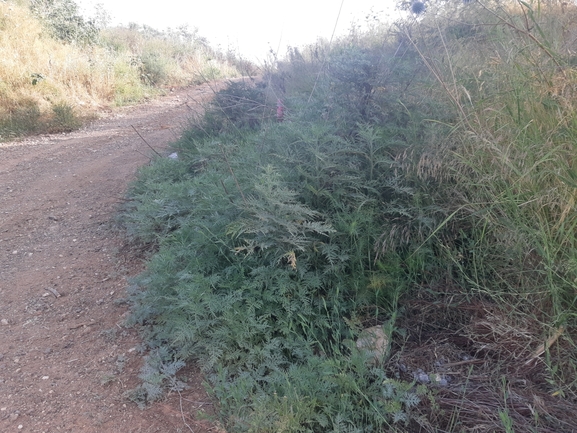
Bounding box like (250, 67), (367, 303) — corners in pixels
(77, 0), (402, 62)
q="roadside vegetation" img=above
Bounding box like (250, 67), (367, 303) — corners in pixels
(0, 0), (247, 141)
(122, 0), (577, 431)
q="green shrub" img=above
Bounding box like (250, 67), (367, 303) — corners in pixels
(29, 0), (99, 45)
(122, 1), (577, 430)
(122, 74), (440, 429)
(202, 80), (271, 133)
(138, 52), (171, 85)
(49, 102), (81, 132)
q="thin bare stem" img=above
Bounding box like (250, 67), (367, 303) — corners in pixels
(131, 125), (162, 157)
(477, 0), (565, 76)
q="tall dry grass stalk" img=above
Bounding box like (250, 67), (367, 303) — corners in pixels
(409, 0), (577, 319)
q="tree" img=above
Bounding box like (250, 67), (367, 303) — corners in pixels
(29, 0), (99, 45)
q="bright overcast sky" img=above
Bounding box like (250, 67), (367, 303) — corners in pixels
(77, 0), (402, 62)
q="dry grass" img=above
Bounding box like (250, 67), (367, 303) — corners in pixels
(0, 1), (243, 140)
(389, 288), (577, 432)
(0, 2), (115, 113)
(389, 3), (577, 428)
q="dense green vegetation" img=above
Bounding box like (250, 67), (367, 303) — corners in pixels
(122, 1), (577, 431)
(0, 0), (245, 141)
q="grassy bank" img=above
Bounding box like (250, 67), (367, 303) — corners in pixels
(0, 0), (246, 141)
(122, 0), (577, 431)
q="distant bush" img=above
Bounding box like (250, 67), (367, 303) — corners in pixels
(100, 24), (241, 87)
(201, 80), (271, 133)
(49, 102), (81, 132)
(30, 0), (99, 45)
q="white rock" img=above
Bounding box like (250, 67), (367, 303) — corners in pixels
(356, 325), (389, 364)
(1, 319), (8, 326)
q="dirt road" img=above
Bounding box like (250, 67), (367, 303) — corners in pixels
(0, 83), (221, 432)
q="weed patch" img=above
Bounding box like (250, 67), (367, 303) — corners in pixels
(122, 1), (577, 431)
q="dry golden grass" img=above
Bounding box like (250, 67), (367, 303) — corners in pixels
(0, 1), (242, 139)
(0, 2), (118, 116)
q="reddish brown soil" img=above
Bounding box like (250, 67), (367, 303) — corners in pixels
(0, 83), (223, 433)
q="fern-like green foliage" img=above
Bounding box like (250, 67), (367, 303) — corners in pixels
(123, 347), (186, 409)
(123, 1), (577, 430)
(121, 27), (458, 431)
(227, 165), (335, 260)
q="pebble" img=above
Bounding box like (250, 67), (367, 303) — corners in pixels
(431, 373), (448, 387)
(415, 370), (430, 384)
(1, 319), (9, 326)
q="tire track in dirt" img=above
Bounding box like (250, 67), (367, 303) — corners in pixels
(0, 82), (223, 433)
